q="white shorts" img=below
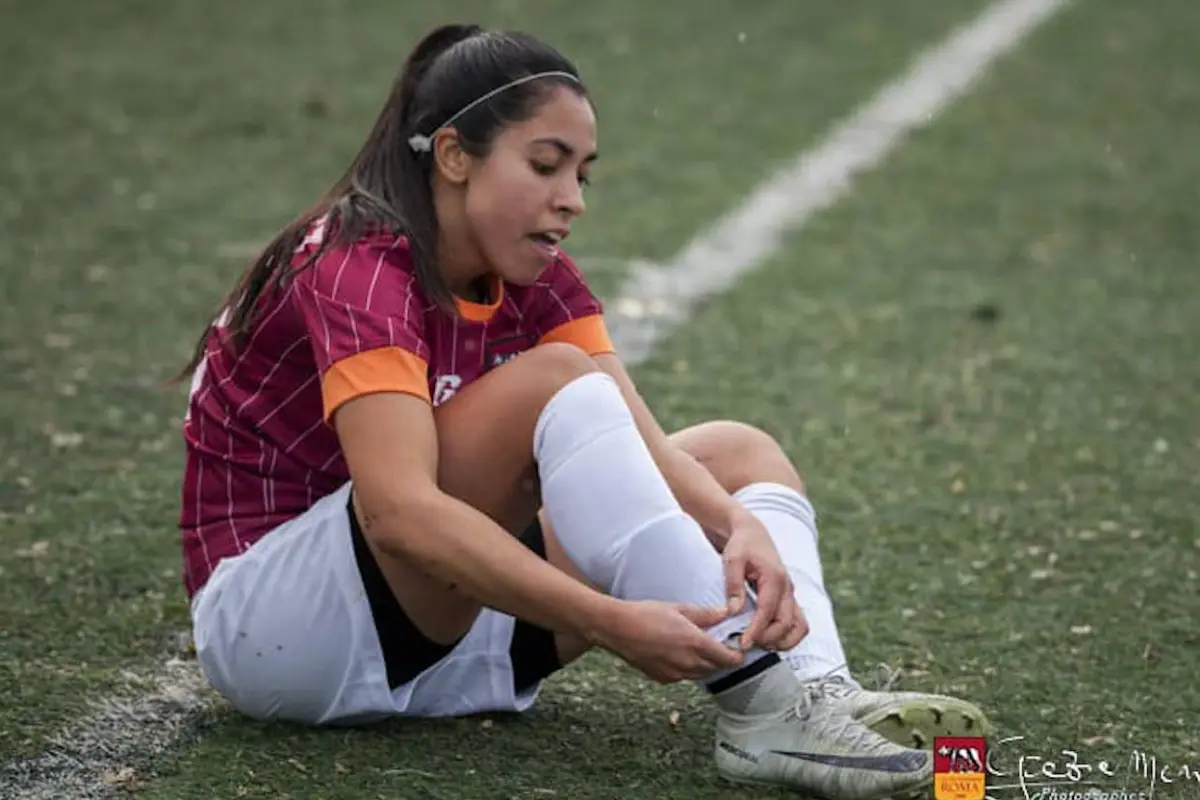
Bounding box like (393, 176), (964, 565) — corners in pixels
(190, 483), (547, 726)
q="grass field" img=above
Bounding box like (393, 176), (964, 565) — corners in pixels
(3, 0), (1199, 797)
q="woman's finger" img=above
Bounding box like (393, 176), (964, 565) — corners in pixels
(739, 567), (787, 650)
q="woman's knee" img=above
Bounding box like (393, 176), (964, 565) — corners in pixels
(432, 341), (599, 491)
(518, 342), (601, 396)
(671, 420), (805, 495)
(439, 341), (598, 417)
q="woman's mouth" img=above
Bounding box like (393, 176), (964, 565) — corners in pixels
(528, 231), (563, 261)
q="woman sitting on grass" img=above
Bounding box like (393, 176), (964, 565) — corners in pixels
(178, 22), (990, 800)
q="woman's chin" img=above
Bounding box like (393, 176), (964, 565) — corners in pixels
(496, 258), (551, 287)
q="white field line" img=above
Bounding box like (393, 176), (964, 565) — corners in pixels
(607, 0), (1069, 363)
(0, 659), (212, 798)
(0, 0), (1069, 795)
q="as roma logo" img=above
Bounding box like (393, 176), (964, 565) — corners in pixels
(934, 736), (987, 800)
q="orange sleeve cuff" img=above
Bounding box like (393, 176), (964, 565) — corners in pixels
(321, 347), (430, 420)
(538, 314), (615, 356)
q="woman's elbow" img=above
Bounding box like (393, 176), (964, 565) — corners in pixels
(352, 484), (445, 560)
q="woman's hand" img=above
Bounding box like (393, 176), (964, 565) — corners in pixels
(722, 509), (809, 653)
(591, 600), (746, 684)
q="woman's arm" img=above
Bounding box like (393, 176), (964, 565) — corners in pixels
(335, 391), (620, 642)
(334, 389), (747, 678)
(593, 354), (752, 552)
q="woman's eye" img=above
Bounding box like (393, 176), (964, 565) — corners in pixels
(532, 162), (556, 175)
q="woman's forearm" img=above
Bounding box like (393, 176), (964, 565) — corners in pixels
(373, 493), (621, 642)
(654, 444), (750, 551)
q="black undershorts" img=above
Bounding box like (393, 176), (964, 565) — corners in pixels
(347, 493), (562, 694)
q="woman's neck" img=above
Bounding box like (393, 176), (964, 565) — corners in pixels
(459, 275), (494, 303)
(433, 183), (489, 297)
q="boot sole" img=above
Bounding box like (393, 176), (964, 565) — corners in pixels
(861, 698), (992, 751)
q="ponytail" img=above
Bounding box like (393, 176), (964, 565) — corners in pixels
(178, 23), (586, 382)
(390, 24), (482, 315)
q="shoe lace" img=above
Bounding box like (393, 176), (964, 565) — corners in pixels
(787, 671), (900, 758)
(788, 663), (856, 721)
(787, 661), (905, 721)
(866, 662), (903, 692)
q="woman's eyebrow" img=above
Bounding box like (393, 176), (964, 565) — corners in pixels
(531, 137), (598, 162)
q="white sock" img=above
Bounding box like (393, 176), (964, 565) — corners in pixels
(532, 373), (786, 698)
(733, 482), (857, 685)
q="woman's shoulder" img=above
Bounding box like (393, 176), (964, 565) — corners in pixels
(294, 220), (421, 303)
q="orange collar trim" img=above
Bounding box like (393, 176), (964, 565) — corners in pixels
(454, 274), (504, 322)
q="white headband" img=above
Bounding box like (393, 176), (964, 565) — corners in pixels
(407, 70), (581, 153)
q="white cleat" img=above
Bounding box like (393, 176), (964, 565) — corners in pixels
(714, 677), (934, 800)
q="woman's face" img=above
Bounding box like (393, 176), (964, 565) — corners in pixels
(461, 86), (597, 286)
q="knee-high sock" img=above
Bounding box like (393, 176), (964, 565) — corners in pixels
(733, 482), (856, 685)
(533, 373), (794, 707)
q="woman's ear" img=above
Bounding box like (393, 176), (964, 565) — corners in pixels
(432, 129), (471, 185)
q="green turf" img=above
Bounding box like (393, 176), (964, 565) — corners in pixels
(5, 0), (1200, 796)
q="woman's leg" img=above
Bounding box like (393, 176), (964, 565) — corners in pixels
(543, 419), (835, 670)
(380, 363), (830, 683)
(519, 405), (933, 797)
(359, 344), (785, 700)
(665, 421), (850, 681)
(655, 421), (991, 749)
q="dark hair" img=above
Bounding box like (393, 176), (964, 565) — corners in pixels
(178, 23), (589, 379)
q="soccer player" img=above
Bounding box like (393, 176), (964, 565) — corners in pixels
(179, 23), (989, 800)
